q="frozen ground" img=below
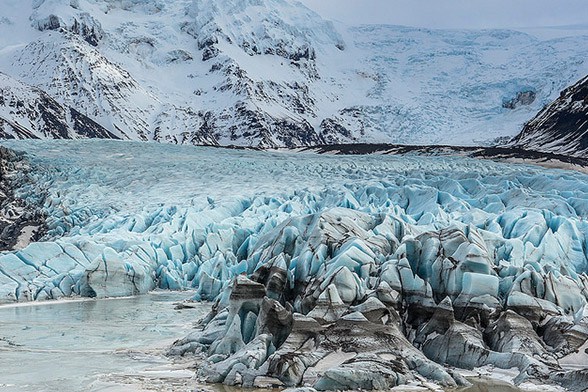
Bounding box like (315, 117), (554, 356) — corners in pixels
(0, 140), (587, 390)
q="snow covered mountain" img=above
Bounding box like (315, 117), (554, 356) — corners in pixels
(0, 71), (116, 139)
(509, 74), (588, 157)
(0, 0), (588, 147)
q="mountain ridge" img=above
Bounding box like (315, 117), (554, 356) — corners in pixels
(509, 74), (588, 157)
(0, 0), (587, 148)
(0, 71), (117, 140)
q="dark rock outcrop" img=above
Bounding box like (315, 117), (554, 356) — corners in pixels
(0, 146), (47, 251)
(509, 75), (588, 157)
(502, 90), (536, 109)
(0, 72), (118, 140)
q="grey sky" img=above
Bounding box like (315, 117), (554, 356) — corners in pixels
(298, 0), (588, 29)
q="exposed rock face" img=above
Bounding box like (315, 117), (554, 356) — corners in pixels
(509, 75), (588, 157)
(33, 11), (104, 46)
(2, 0), (346, 147)
(170, 208), (588, 390)
(0, 72), (118, 140)
(0, 146), (46, 252)
(502, 90), (536, 109)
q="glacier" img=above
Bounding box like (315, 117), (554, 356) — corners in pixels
(0, 139), (588, 390)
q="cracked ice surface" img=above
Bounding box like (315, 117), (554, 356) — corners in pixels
(3, 139), (588, 389)
(0, 139), (587, 307)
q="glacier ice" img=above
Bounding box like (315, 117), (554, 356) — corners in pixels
(1, 140), (588, 389)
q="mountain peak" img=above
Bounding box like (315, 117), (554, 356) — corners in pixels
(509, 74), (588, 157)
(0, 0), (587, 148)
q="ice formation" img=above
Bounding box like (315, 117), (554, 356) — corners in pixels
(1, 140), (588, 389)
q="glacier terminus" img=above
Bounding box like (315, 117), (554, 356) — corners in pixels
(0, 140), (587, 391)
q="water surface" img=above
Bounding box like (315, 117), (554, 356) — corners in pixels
(0, 292), (210, 391)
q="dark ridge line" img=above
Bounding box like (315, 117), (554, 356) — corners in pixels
(190, 142), (587, 166)
(199, 142), (588, 167)
(293, 143), (588, 167)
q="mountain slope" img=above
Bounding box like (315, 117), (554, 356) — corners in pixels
(0, 0), (588, 147)
(0, 71), (117, 140)
(509, 74), (588, 157)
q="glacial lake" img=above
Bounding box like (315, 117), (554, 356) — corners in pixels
(0, 292), (212, 392)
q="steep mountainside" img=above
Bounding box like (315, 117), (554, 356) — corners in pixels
(0, 71), (116, 140)
(510, 75), (588, 157)
(0, 0), (587, 147)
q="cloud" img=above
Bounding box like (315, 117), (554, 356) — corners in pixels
(298, 0), (588, 29)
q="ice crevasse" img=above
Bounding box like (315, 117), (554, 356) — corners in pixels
(1, 140), (588, 390)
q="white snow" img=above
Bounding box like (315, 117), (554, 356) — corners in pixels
(14, 225), (38, 250)
(0, 0), (587, 146)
